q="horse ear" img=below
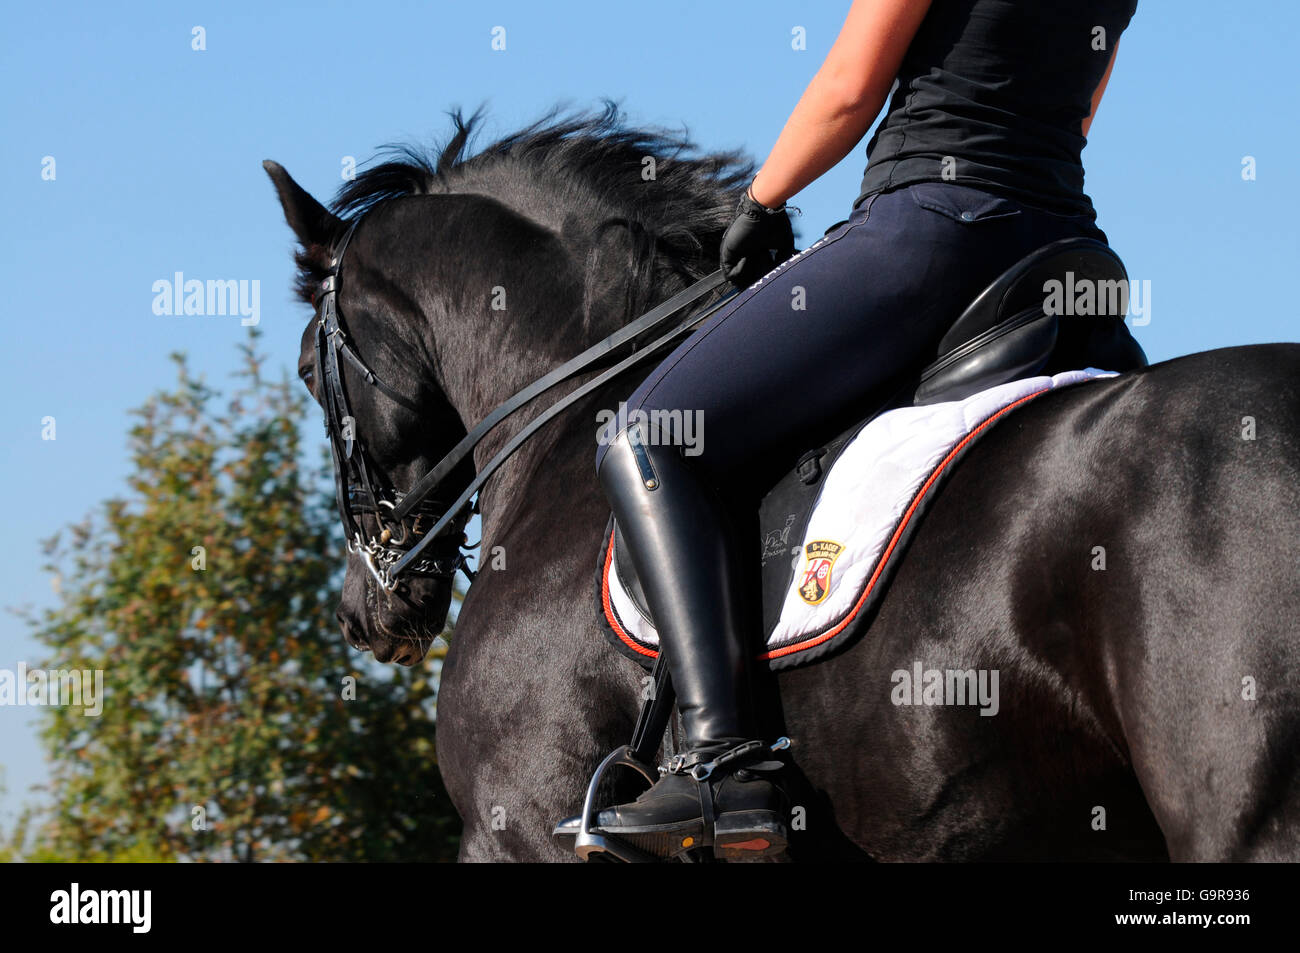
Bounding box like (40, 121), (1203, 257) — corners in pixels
(262, 159), (342, 247)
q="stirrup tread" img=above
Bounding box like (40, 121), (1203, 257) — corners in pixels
(714, 810), (789, 859)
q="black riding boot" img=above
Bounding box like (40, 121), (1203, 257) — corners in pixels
(583, 424), (788, 859)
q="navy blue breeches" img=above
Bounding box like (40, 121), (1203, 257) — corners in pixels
(595, 182), (1108, 499)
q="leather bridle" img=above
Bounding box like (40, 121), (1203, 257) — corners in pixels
(312, 211), (735, 593)
(314, 217), (475, 592)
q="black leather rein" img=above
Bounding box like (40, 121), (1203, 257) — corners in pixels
(313, 212), (734, 592)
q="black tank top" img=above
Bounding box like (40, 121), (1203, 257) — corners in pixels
(856, 0), (1138, 218)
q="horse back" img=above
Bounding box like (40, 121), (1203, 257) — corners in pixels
(778, 344), (1300, 861)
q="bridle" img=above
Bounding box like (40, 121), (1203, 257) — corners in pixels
(314, 217), (475, 592)
(315, 213), (733, 592)
(312, 211), (735, 593)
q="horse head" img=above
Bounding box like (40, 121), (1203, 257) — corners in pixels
(265, 160), (475, 665)
(265, 105), (750, 668)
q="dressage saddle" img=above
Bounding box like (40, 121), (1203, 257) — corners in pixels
(608, 236), (1148, 641)
(914, 236), (1146, 404)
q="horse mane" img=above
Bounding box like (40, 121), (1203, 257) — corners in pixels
(292, 100), (755, 313)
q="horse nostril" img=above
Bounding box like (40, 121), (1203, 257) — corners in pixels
(336, 611), (364, 649)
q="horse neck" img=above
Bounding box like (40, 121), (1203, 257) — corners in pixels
(434, 309), (637, 555)
(445, 352), (655, 561)
(469, 386), (599, 549)
(419, 184), (684, 556)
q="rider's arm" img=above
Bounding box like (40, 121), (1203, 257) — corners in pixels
(1082, 40), (1120, 138)
(749, 0), (933, 208)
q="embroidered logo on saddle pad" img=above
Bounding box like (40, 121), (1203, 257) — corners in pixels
(798, 540), (844, 605)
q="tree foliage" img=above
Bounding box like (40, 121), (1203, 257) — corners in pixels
(7, 335), (461, 861)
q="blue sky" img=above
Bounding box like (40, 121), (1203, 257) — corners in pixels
(2, 1), (1297, 823)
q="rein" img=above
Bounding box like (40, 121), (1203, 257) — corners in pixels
(314, 212), (735, 592)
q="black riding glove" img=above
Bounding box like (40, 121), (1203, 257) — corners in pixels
(719, 186), (795, 290)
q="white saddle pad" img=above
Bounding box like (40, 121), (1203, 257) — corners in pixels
(602, 369), (1115, 665)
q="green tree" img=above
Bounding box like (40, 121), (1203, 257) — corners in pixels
(9, 334), (461, 861)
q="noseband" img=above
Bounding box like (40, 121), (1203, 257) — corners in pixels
(313, 211), (735, 593)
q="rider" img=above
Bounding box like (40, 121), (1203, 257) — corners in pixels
(592, 0), (1138, 857)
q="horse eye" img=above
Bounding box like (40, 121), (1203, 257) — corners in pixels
(299, 366), (315, 384)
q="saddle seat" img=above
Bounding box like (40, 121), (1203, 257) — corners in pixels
(605, 236), (1147, 666)
(915, 236), (1146, 404)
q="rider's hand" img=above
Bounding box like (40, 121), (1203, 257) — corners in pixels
(719, 184), (795, 290)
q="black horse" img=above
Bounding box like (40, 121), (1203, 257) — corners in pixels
(267, 105), (1300, 862)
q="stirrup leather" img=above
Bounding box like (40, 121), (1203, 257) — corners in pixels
(667, 738), (788, 781)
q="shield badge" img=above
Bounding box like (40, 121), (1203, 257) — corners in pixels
(798, 540), (844, 605)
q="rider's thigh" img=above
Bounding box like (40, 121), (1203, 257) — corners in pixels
(603, 183), (1107, 489)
